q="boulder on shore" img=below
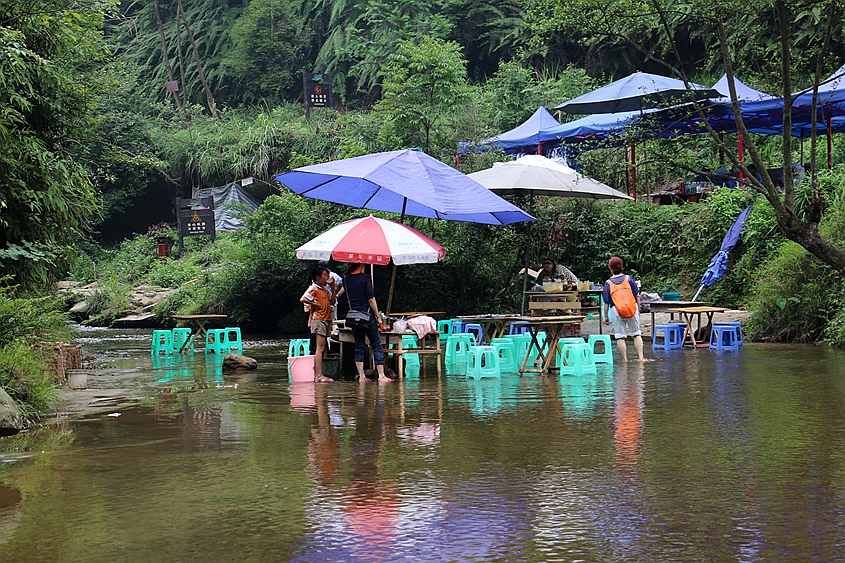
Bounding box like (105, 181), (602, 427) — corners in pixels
(222, 354), (258, 371)
(0, 388), (24, 436)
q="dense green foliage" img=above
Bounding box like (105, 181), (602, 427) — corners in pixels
(0, 283), (69, 417)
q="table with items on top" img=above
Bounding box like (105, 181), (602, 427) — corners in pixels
(335, 327), (441, 379)
(524, 289), (603, 332)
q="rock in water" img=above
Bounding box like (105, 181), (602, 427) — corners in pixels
(0, 388), (24, 436)
(222, 354), (258, 371)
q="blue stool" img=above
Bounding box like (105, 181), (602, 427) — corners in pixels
(462, 323), (484, 345)
(490, 337), (518, 372)
(710, 325), (740, 350)
(151, 330), (174, 355)
(445, 333), (473, 365)
(714, 322), (744, 346)
(450, 319), (464, 334)
(467, 346), (501, 379)
(587, 334), (614, 365)
(653, 324), (683, 350)
(288, 339), (310, 357)
(559, 342), (597, 376)
(172, 328), (193, 352)
(508, 322), (528, 335)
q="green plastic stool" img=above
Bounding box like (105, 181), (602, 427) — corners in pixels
(221, 327), (243, 353)
(205, 329), (227, 353)
(288, 339), (310, 357)
(558, 342), (597, 376)
(467, 346), (501, 379)
(172, 328), (193, 352)
(151, 330), (174, 355)
(587, 334), (614, 364)
(445, 333), (473, 365)
(490, 337), (518, 372)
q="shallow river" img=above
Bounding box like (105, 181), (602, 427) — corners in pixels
(2, 328), (845, 562)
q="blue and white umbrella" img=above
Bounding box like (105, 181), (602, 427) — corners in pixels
(692, 205), (753, 301)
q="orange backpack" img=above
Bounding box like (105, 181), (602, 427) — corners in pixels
(608, 275), (638, 319)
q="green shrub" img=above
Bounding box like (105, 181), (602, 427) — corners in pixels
(84, 277), (132, 326)
(0, 341), (58, 419)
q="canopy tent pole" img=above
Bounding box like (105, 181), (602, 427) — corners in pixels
(738, 132), (744, 180)
(630, 139), (637, 201)
(828, 116), (833, 169)
(385, 198), (409, 315)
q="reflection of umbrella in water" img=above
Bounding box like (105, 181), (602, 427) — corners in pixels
(296, 216), (445, 313)
(692, 205), (753, 302)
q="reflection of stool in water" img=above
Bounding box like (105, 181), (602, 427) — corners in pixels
(588, 334), (614, 364)
(151, 330), (174, 355)
(490, 338), (518, 372)
(713, 322), (744, 346)
(172, 328), (193, 352)
(558, 342), (597, 376)
(288, 339), (311, 357)
(709, 325), (740, 350)
(445, 333), (473, 365)
(653, 324), (684, 350)
(467, 346), (500, 379)
(206, 327), (243, 354)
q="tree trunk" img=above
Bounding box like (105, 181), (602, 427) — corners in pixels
(154, 0), (186, 122)
(177, 0), (218, 118)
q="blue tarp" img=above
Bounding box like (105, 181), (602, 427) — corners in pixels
(458, 106), (560, 154)
(195, 183), (261, 231)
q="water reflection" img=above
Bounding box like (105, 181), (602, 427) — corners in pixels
(2, 333), (845, 562)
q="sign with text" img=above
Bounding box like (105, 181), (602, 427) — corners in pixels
(176, 197), (215, 256)
(303, 72), (333, 108)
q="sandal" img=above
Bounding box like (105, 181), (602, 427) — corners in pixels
(315, 375), (334, 383)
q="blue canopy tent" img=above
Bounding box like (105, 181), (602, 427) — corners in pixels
(457, 106), (560, 154)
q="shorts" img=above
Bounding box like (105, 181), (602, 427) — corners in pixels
(310, 319), (331, 337)
(612, 311), (642, 339)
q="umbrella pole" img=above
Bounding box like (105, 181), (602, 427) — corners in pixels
(386, 198), (409, 316)
(691, 284), (704, 302)
(386, 263), (397, 316)
(521, 197), (535, 315)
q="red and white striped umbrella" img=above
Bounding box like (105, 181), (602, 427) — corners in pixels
(296, 216), (445, 265)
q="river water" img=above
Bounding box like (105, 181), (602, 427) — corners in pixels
(2, 327), (845, 562)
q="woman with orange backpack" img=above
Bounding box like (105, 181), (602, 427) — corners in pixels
(602, 256), (649, 362)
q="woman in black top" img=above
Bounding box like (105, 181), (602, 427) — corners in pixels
(344, 263), (391, 382)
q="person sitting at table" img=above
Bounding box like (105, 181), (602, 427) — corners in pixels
(344, 262), (392, 383)
(300, 265), (336, 383)
(534, 258), (579, 289)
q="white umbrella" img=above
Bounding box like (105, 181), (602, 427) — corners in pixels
(469, 155), (631, 313)
(467, 155), (633, 199)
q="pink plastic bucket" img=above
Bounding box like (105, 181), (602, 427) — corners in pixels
(288, 354), (315, 382)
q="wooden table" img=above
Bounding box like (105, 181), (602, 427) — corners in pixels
(665, 306), (729, 348)
(525, 290), (603, 333)
(517, 315), (584, 374)
(336, 328), (441, 379)
(648, 301), (709, 332)
(456, 315), (526, 344)
(172, 314), (228, 351)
